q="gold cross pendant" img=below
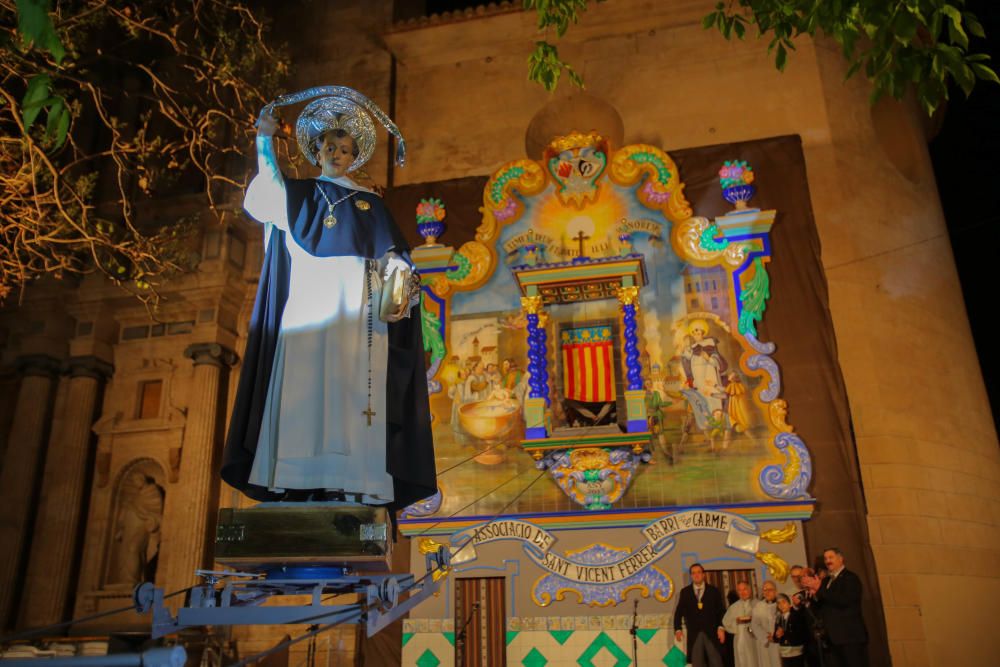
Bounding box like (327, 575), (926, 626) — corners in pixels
(362, 405), (376, 426)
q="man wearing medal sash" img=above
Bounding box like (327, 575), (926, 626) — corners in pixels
(674, 563), (727, 667)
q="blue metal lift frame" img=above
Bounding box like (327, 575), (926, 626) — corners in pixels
(135, 545), (449, 640)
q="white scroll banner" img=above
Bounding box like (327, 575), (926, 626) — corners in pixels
(450, 510), (760, 585)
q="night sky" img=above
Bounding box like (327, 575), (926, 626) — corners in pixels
(929, 0), (1000, 426)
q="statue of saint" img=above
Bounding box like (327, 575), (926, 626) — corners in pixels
(107, 472), (164, 586)
(221, 87), (436, 509)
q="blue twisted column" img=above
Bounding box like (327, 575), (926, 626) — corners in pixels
(617, 286), (647, 433)
(522, 296), (549, 439)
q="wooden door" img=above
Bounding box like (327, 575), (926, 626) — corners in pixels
(454, 577), (506, 667)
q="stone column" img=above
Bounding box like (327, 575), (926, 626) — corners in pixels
(165, 343), (236, 588)
(616, 285), (646, 433)
(0, 354), (61, 629)
(19, 356), (113, 628)
(521, 295), (549, 439)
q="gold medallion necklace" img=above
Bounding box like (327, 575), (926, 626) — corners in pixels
(315, 182), (359, 228)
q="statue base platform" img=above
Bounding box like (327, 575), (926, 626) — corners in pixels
(215, 504), (392, 573)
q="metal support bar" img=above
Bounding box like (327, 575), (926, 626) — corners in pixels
(144, 550), (448, 640)
(0, 646), (185, 667)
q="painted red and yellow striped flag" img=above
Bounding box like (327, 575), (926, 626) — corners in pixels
(561, 325), (616, 403)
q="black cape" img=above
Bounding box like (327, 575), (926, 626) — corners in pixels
(221, 177), (437, 511)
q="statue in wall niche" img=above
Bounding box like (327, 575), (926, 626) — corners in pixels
(221, 86), (436, 508)
(107, 471), (164, 586)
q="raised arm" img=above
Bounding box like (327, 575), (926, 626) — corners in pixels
(244, 110), (289, 233)
(255, 111), (283, 184)
(722, 602), (740, 634)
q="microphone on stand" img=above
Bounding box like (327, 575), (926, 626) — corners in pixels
(630, 598), (640, 666)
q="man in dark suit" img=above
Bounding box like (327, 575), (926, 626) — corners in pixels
(673, 563), (727, 667)
(802, 547), (869, 667)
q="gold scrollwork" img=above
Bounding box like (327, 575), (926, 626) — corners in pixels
(670, 216), (750, 268)
(608, 144), (693, 222)
(760, 523), (797, 544)
(448, 241), (491, 288)
(755, 551), (790, 583)
(479, 159), (547, 242)
(547, 131), (604, 153)
(768, 399), (794, 433)
(521, 295), (544, 315)
(616, 285), (640, 306)
(418, 538), (451, 583)
(427, 273), (451, 298)
(531, 579), (673, 608)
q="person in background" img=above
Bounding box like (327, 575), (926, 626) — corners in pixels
(802, 548), (869, 667)
(722, 581), (760, 667)
(773, 593), (808, 667)
(674, 563), (727, 667)
(752, 580), (781, 667)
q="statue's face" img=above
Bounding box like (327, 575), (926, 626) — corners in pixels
(317, 133), (356, 178)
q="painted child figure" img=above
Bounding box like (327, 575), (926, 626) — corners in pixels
(221, 88), (436, 510)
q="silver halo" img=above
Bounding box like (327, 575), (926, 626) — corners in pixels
(295, 96), (377, 172)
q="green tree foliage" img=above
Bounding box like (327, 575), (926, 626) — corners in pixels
(525, 0), (996, 115)
(1, 0), (287, 303)
(703, 0), (997, 114)
(526, 0), (605, 91)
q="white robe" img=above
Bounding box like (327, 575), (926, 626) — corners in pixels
(723, 599), (761, 667)
(751, 600), (781, 667)
(243, 136), (398, 503)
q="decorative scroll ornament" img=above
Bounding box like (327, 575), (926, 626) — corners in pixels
(418, 538), (451, 583)
(759, 432), (812, 499)
(760, 523), (797, 544)
(420, 294), (446, 382)
(755, 551), (790, 582)
(608, 144), (693, 222)
(538, 448), (645, 510)
(261, 85), (406, 172)
(738, 257), (771, 337)
(768, 399), (793, 433)
(481, 159), (547, 242)
(744, 332), (781, 403)
(672, 216), (749, 267)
